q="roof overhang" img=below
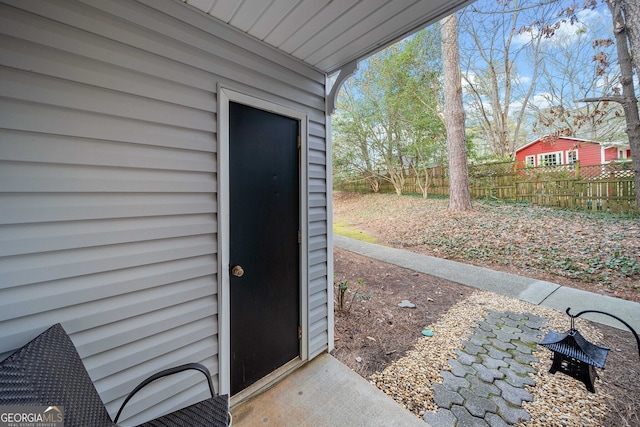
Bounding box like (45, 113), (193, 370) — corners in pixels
(180, 0), (475, 75)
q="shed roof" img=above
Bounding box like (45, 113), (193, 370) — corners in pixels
(180, 0), (475, 74)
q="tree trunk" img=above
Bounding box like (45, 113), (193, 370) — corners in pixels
(442, 14), (472, 211)
(624, 0), (640, 83)
(609, 0), (640, 211)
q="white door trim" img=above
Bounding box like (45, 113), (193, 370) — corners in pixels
(217, 85), (309, 396)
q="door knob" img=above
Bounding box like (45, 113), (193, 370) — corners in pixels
(231, 265), (244, 277)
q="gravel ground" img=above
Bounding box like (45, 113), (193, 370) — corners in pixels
(370, 291), (611, 426)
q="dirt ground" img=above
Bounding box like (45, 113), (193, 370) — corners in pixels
(332, 248), (640, 426)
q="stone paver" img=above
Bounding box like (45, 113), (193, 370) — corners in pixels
(479, 354), (509, 370)
(484, 345), (512, 361)
(511, 352), (539, 365)
(491, 396), (531, 424)
(511, 340), (535, 354)
(472, 363), (505, 383)
(499, 367), (536, 388)
(440, 371), (471, 392)
(451, 405), (490, 427)
(495, 380), (534, 406)
(464, 376), (500, 398)
(471, 328), (496, 340)
(424, 311), (544, 426)
(476, 321), (494, 332)
(450, 359), (477, 377)
(493, 329), (519, 343)
(488, 337), (516, 352)
(503, 358), (536, 375)
(462, 341), (488, 356)
(432, 383), (464, 409)
(456, 349), (479, 366)
(485, 413), (510, 427)
(424, 408), (456, 427)
(459, 389), (497, 417)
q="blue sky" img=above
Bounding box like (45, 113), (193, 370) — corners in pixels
(333, 0), (627, 149)
(458, 0), (617, 119)
(449, 0), (638, 146)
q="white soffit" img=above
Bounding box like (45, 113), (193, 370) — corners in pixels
(181, 0), (476, 74)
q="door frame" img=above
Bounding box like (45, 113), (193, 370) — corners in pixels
(217, 85), (309, 397)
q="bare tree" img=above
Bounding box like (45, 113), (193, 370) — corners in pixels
(607, 0), (640, 209)
(578, 0), (640, 210)
(532, 15), (626, 141)
(442, 13), (472, 211)
(459, 0), (564, 157)
(623, 0), (640, 83)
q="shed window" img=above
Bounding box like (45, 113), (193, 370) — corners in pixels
(538, 151), (562, 166)
(525, 155), (535, 167)
(566, 150), (578, 164)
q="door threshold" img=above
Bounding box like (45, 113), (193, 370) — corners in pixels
(230, 357), (304, 409)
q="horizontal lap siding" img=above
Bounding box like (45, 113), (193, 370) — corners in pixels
(308, 132), (329, 358)
(0, 0), (328, 424)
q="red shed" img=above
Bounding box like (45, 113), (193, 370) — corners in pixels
(515, 136), (631, 167)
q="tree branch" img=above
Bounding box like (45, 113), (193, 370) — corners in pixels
(577, 96), (626, 104)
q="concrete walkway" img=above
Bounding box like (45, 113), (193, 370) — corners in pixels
(232, 353), (425, 427)
(334, 235), (640, 333)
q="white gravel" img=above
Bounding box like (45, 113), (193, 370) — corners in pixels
(370, 290), (610, 426)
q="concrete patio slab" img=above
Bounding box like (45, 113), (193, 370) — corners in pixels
(231, 353), (427, 427)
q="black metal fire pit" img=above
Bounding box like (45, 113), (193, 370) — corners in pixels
(539, 307), (640, 393)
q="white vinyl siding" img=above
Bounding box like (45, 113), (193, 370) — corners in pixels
(0, 0), (329, 424)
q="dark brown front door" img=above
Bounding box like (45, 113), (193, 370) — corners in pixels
(228, 101), (300, 395)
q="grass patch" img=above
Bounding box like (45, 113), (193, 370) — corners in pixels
(333, 221), (378, 243)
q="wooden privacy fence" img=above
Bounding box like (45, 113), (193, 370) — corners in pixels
(335, 161), (637, 214)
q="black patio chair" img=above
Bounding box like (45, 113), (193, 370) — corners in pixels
(0, 323), (229, 426)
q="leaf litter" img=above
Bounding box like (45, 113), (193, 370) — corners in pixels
(334, 192), (640, 302)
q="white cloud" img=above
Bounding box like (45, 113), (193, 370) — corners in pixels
(509, 100), (523, 114)
(529, 93), (553, 110)
(462, 71), (476, 87)
(508, 92), (552, 115)
(512, 30), (534, 48)
(576, 7), (606, 25)
(512, 5), (609, 49)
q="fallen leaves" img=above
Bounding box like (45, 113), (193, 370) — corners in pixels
(334, 192), (640, 302)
